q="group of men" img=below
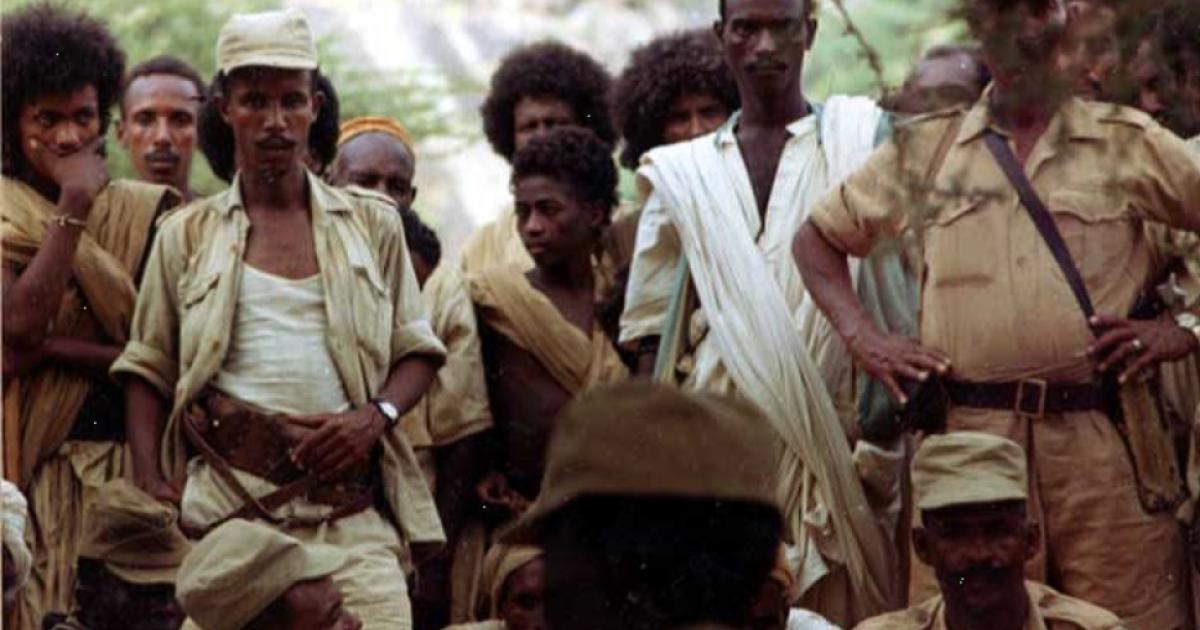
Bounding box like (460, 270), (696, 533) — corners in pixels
(2, 0), (1199, 629)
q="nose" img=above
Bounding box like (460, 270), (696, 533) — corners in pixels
(151, 117), (172, 146)
(54, 123), (84, 151)
(752, 28), (779, 55)
(522, 211), (548, 238)
(264, 102), (286, 132)
(687, 114), (705, 139)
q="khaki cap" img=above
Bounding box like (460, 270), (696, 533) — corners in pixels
(501, 382), (782, 544)
(79, 479), (190, 585)
(913, 432), (1028, 511)
(216, 9), (318, 74)
(481, 545), (543, 618)
(176, 520), (342, 630)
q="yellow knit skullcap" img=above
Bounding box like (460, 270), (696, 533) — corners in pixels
(338, 116), (415, 155)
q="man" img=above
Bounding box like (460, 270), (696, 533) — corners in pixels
(176, 519), (361, 630)
(330, 116), (493, 629)
(885, 45), (990, 116)
(444, 545), (544, 630)
(794, 0), (1200, 626)
(460, 41), (616, 275)
(46, 479), (188, 630)
(117, 55), (205, 200)
(856, 432), (1125, 630)
(2, 481), (30, 627)
(471, 126), (628, 508)
(112, 9), (447, 629)
(620, 0), (905, 623)
(1, 5), (180, 629)
(501, 381), (785, 630)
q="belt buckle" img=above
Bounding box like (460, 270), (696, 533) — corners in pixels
(1015, 378), (1048, 418)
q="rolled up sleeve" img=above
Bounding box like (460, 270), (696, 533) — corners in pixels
(110, 222), (183, 399)
(809, 138), (910, 259)
(619, 189), (681, 346)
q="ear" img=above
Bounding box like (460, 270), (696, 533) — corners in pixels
(912, 526), (932, 566)
(115, 118), (128, 145)
(587, 202), (608, 231)
(1022, 521), (1041, 562)
(311, 88), (326, 118)
(216, 93), (233, 125)
(805, 18), (819, 51)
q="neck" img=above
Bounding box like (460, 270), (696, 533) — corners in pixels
(739, 83), (809, 128)
(944, 588), (1029, 630)
(240, 163), (307, 210)
(532, 250), (594, 292)
(990, 71), (1063, 132)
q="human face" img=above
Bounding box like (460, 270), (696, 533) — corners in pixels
(329, 132), (416, 209)
(716, 0), (815, 97)
(513, 96), (577, 153)
(913, 502), (1037, 615)
(1060, 1), (1119, 100)
(969, 0), (1068, 82)
(662, 92), (731, 145)
(500, 558), (547, 630)
(278, 577), (362, 630)
(514, 175), (603, 270)
(892, 54), (986, 114)
(218, 67), (323, 181)
(17, 85), (102, 185)
(118, 74), (202, 192)
(84, 571), (184, 630)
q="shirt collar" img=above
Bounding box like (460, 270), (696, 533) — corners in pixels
(955, 84), (1106, 145)
(715, 105), (819, 147)
(215, 169), (352, 216)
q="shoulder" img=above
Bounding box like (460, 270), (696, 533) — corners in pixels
(1030, 582), (1126, 629)
(854, 595), (940, 630)
(107, 178), (176, 207)
(153, 188), (229, 237)
(327, 181), (405, 240)
(1087, 101), (1157, 131)
(893, 106), (966, 139)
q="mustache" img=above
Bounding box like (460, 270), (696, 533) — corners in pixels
(257, 136), (296, 150)
(144, 149), (179, 162)
(746, 58), (787, 73)
(948, 564), (1010, 589)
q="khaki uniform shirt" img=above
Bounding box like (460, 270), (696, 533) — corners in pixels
(809, 95), (1200, 384)
(111, 171), (447, 545)
(854, 581), (1126, 629)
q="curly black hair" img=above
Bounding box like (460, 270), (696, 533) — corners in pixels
(510, 126), (618, 216)
(480, 41), (616, 163)
(121, 55), (206, 115)
(2, 2), (126, 176)
(612, 30), (738, 169)
(197, 68), (340, 181)
(719, 0), (816, 20)
(399, 206), (442, 270)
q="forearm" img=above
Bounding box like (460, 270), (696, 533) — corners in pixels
(2, 221), (86, 346)
(43, 337), (123, 376)
(793, 221), (878, 342)
(125, 376), (170, 484)
(376, 354), (439, 415)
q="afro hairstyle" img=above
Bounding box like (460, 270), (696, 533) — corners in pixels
(612, 29), (738, 169)
(480, 41), (616, 163)
(2, 2), (126, 176)
(198, 68), (339, 182)
(510, 126), (618, 218)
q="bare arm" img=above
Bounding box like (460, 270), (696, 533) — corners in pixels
(125, 375), (179, 502)
(794, 220), (949, 403)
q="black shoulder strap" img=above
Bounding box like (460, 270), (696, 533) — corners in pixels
(981, 130), (1097, 324)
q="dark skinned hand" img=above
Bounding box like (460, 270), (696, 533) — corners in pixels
(290, 405), (387, 479)
(846, 324), (952, 405)
(1089, 314), (1199, 384)
(32, 135), (109, 214)
(476, 471), (532, 518)
(135, 473), (184, 506)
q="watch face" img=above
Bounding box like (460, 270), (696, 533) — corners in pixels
(1180, 312), (1200, 329)
(376, 400), (399, 420)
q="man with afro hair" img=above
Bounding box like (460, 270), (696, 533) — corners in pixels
(455, 128), (628, 625)
(460, 41), (617, 279)
(0, 3), (180, 628)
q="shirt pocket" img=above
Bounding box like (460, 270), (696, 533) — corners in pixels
(178, 271), (221, 366)
(924, 198), (997, 288)
(349, 257), (395, 364)
(1046, 188), (1134, 288)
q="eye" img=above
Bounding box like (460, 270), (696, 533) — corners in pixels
(74, 109), (97, 125)
(283, 93), (307, 109)
(170, 111), (194, 126)
(35, 111), (58, 127)
(134, 111), (155, 126)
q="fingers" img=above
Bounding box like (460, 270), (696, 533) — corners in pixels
(1090, 327), (1137, 364)
(1119, 349), (1157, 384)
(1094, 334), (1141, 373)
(291, 421), (337, 470)
(879, 373), (908, 406)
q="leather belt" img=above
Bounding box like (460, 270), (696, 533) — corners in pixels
(945, 378), (1106, 418)
(181, 391), (376, 537)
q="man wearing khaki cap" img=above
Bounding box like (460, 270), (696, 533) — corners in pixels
(500, 381), (787, 630)
(855, 432), (1125, 630)
(176, 519), (360, 630)
(113, 8), (446, 629)
(46, 479), (188, 630)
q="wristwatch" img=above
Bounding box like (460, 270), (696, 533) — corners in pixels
(370, 398), (400, 429)
(1176, 312), (1200, 350)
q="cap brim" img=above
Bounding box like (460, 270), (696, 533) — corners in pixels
(221, 54), (318, 74)
(106, 562), (178, 586)
(301, 545), (344, 582)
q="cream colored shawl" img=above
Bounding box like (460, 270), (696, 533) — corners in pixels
(637, 97), (898, 622)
